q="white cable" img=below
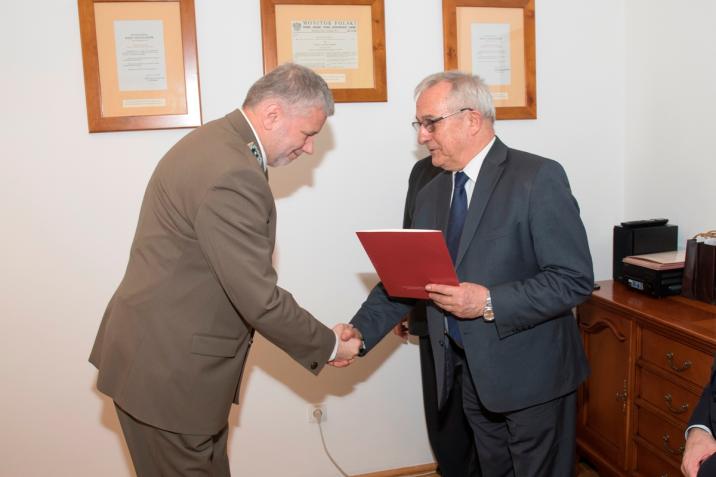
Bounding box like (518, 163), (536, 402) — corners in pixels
(314, 408), (437, 477)
(315, 412), (351, 477)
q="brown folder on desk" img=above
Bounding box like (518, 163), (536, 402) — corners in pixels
(622, 250), (685, 271)
(356, 229), (458, 299)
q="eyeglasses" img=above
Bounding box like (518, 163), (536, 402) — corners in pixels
(411, 108), (473, 133)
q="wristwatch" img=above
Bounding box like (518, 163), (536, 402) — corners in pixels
(483, 290), (495, 322)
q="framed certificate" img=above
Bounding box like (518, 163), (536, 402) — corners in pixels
(443, 0), (536, 120)
(78, 0), (202, 132)
(260, 0), (387, 103)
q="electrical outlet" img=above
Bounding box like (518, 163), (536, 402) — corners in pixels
(308, 404), (327, 423)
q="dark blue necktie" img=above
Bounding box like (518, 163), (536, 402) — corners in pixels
(445, 171), (468, 346)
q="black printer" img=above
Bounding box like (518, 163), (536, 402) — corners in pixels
(613, 219), (681, 297)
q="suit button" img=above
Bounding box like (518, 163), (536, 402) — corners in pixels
(438, 340), (444, 347)
(310, 362), (318, 370)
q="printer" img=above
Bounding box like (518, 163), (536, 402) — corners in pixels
(613, 219), (681, 297)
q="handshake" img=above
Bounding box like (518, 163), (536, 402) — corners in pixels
(328, 323), (364, 368)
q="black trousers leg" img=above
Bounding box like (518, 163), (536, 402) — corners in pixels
(422, 336), (480, 477)
(460, 352), (577, 477)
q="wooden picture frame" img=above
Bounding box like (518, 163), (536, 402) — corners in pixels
(260, 0), (387, 103)
(443, 0), (536, 120)
(78, 0), (202, 132)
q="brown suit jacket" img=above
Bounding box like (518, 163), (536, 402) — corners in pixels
(90, 110), (335, 435)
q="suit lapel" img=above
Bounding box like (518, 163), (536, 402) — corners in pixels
(456, 137), (508, 267)
(433, 172), (453, 232)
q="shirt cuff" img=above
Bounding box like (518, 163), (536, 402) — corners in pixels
(685, 424), (713, 440)
(328, 335), (339, 361)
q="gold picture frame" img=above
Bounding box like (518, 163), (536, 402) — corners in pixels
(260, 0), (387, 103)
(78, 0), (202, 132)
(443, 0), (536, 119)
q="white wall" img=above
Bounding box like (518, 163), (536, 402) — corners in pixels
(625, 1), (716, 243)
(1, 1), (631, 475)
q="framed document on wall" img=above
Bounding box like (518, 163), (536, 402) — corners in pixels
(78, 0), (202, 132)
(443, 0), (536, 120)
(260, 0), (387, 103)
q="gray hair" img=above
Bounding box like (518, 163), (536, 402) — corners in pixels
(243, 63), (335, 116)
(414, 71), (495, 123)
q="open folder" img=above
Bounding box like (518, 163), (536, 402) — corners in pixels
(356, 229), (458, 299)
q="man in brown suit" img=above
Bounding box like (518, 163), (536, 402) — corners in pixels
(90, 63), (361, 476)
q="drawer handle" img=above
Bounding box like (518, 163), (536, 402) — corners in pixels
(662, 433), (685, 455)
(663, 393), (689, 414)
(665, 352), (692, 372)
(615, 379), (628, 413)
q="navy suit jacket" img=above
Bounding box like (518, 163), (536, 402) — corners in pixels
(351, 137), (594, 412)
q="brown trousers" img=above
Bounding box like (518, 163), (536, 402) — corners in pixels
(115, 403), (230, 477)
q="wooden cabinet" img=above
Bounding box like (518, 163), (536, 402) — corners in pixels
(578, 301), (634, 474)
(577, 281), (716, 476)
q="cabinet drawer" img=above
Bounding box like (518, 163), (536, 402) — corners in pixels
(641, 328), (712, 387)
(636, 406), (685, 465)
(639, 367), (701, 425)
(634, 443), (680, 477)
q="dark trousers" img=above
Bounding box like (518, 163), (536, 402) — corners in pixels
(420, 336), (481, 477)
(698, 452), (716, 477)
(448, 343), (577, 477)
(115, 403), (230, 477)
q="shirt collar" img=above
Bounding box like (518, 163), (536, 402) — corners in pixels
(239, 108), (268, 172)
(458, 136), (496, 183)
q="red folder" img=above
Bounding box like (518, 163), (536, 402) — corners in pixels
(356, 229), (459, 299)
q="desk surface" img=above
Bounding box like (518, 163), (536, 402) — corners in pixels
(590, 280), (716, 351)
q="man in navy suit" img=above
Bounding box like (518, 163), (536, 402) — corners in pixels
(342, 71), (593, 476)
(682, 361), (716, 476)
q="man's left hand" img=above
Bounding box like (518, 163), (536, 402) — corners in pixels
(392, 318), (409, 340)
(682, 428), (716, 477)
(425, 282), (487, 319)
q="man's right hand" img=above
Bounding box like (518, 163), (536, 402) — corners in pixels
(328, 324), (362, 368)
(682, 427), (716, 477)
